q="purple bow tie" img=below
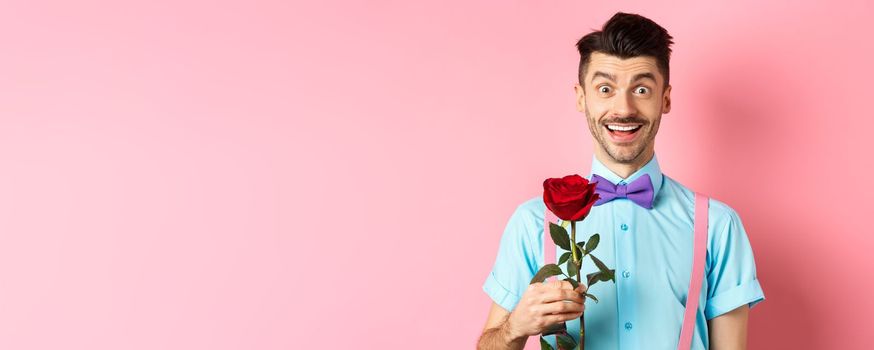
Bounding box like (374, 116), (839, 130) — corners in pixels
(591, 173), (654, 209)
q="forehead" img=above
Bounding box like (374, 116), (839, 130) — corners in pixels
(586, 52), (662, 84)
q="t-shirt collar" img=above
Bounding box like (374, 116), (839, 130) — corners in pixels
(587, 153), (664, 200)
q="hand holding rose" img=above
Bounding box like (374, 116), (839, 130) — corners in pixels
(506, 280), (588, 340)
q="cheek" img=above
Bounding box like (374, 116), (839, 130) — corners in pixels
(585, 99), (609, 117)
(638, 100), (664, 117)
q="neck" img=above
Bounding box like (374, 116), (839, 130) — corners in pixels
(594, 147), (654, 179)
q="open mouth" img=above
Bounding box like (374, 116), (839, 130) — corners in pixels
(604, 124), (643, 143)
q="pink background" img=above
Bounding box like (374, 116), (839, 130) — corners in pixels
(0, 1), (872, 349)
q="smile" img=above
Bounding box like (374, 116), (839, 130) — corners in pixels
(604, 123), (643, 143)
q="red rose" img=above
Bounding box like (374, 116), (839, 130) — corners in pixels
(543, 174), (600, 221)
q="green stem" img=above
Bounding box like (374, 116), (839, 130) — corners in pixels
(571, 221), (585, 350)
(570, 221), (578, 264)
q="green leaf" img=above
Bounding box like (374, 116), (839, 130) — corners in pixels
(585, 293), (599, 303)
(589, 254), (610, 275)
(561, 220), (570, 229)
(563, 277), (579, 290)
(530, 264), (564, 284)
(556, 333), (577, 349)
(566, 259), (579, 278)
(540, 336), (555, 350)
(586, 271), (600, 288)
(558, 252), (572, 266)
(585, 233), (600, 252)
(549, 223), (572, 251)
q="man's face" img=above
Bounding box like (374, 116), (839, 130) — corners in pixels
(574, 52), (671, 165)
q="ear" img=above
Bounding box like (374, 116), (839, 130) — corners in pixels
(662, 84), (672, 114)
(574, 84), (586, 112)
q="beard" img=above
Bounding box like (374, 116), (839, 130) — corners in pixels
(585, 107), (660, 164)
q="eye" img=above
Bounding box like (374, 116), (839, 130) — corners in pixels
(634, 86), (650, 94)
(598, 85), (611, 94)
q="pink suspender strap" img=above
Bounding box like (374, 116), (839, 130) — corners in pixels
(542, 209), (560, 282)
(678, 192), (709, 350)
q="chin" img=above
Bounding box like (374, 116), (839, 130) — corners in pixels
(606, 147), (646, 163)
(610, 155), (640, 164)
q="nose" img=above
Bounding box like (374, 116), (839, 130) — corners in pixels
(612, 90), (638, 117)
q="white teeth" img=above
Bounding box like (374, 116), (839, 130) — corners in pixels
(607, 125), (641, 131)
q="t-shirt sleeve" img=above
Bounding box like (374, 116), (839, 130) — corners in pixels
(482, 203), (542, 312)
(704, 201), (766, 320)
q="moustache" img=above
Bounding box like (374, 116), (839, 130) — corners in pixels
(603, 117), (647, 125)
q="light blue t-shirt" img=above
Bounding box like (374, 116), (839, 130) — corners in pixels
(483, 153), (765, 349)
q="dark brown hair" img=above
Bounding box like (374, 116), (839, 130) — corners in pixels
(576, 12), (674, 89)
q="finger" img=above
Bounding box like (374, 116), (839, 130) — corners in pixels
(540, 288), (584, 304)
(562, 289), (585, 303)
(544, 311), (584, 325)
(575, 283), (588, 293)
(540, 299), (584, 315)
(545, 280), (574, 290)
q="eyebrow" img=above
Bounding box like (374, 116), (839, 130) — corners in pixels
(591, 71), (657, 84)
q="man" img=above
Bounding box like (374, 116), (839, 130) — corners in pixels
(477, 12), (765, 350)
